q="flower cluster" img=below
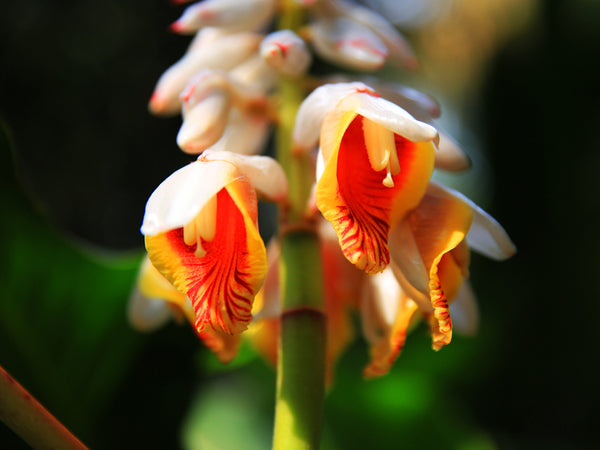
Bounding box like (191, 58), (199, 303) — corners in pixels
(130, 0), (515, 378)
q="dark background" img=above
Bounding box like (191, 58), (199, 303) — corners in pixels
(1, 0), (598, 448)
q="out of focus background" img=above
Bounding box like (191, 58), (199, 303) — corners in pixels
(1, 0), (598, 448)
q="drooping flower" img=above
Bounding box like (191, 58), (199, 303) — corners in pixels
(361, 181), (516, 376)
(141, 150), (287, 336)
(300, 0), (418, 70)
(294, 82), (438, 274)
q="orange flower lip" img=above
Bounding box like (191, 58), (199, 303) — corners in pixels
(140, 152), (289, 335)
(316, 108), (435, 274)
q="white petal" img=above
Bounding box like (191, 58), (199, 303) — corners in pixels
(428, 182), (517, 260)
(293, 82), (372, 152)
(337, 92), (439, 143)
(449, 280), (479, 336)
(141, 160), (238, 236)
(200, 150), (288, 202)
(229, 55), (277, 93)
(260, 30), (312, 77)
(368, 266), (402, 328)
(181, 68), (266, 114)
(208, 108), (270, 156)
(172, 0), (277, 34)
(388, 220), (430, 299)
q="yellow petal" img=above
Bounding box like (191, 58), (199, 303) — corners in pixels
(408, 185), (474, 350)
(145, 176), (267, 335)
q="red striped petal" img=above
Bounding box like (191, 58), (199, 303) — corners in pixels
(146, 184), (267, 335)
(317, 115), (433, 274)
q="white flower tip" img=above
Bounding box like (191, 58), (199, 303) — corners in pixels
(149, 90), (178, 117)
(260, 30), (311, 76)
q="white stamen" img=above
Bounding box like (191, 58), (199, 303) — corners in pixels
(363, 120), (401, 187)
(182, 195), (218, 258)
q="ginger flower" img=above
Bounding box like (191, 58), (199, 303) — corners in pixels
(362, 181), (516, 376)
(294, 82), (438, 274)
(141, 150), (287, 335)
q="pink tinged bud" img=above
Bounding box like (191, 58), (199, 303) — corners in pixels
(177, 92), (231, 153)
(340, 1), (418, 70)
(260, 30), (312, 77)
(149, 33), (261, 116)
(308, 17), (388, 71)
(171, 0), (277, 35)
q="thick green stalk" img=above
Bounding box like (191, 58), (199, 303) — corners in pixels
(0, 365), (88, 450)
(272, 2), (326, 449)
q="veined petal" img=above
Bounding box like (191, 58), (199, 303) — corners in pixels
(197, 328), (242, 363)
(145, 176), (267, 335)
(317, 110), (435, 274)
(171, 0), (277, 34)
(200, 150), (288, 202)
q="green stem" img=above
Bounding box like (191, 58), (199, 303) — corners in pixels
(0, 364), (88, 450)
(272, 2), (326, 449)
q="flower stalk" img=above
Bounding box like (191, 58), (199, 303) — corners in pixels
(272, 2), (327, 448)
(0, 364), (88, 450)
